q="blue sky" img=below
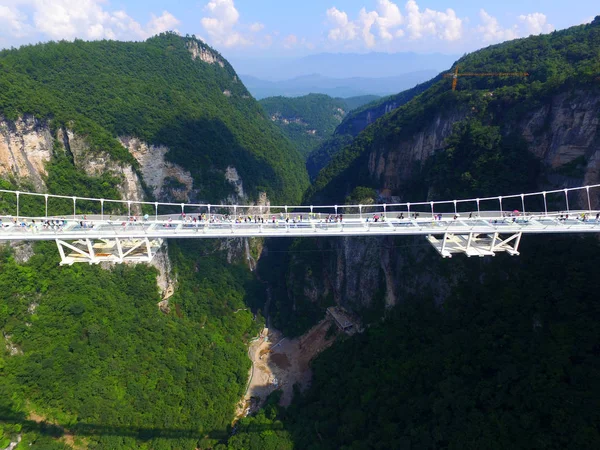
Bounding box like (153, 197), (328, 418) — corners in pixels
(0, 0), (596, 57)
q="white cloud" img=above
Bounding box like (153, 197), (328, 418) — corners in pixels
(404, 0), (462, 41)
(0, 0), (179, 42)
(249, 22), (264, 32)
(147, 11), (180, 36)
(326, 7), (357, 41)
(325, 0), (462, 48)
(201, 0), (251, 47)
(358, 8), (378, 47)
(0, 5), (30, 38)
(375, 0), (403, 41)
(283, 34), (298, 48)
(476, 10), (553, 44)
(518, 12), (554, 35)
(476, 9), (518, 42)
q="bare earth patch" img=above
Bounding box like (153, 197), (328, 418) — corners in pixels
(237, 318), (337, 417)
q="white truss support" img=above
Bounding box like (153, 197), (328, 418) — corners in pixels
(120, 239), (147, 259)
(56, 239), (68, 265)
(145, 238), (153, 260)
(56, 239), (94, 265)
(492, 232), (522, 256)
(86, 239), (97, 264)
(55, 237), (164, 265)
(115, 238), (124, 261)
(489, 232), (499, 253)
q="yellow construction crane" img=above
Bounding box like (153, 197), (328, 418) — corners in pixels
(443, 67), (529, 91)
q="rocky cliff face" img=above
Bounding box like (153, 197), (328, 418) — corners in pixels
(186, 40), (225, 68)
(119, 136), (194, 202)
(367, 110), (468, 196)
(0, 116), (146, 204)
(519, 90), (600, 191)
(0, 116), (53, 190)
(287, 89), (600, 318)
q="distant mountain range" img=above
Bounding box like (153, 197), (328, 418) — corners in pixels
(229, 51), (459, 80)
(241, 71), (438, 99)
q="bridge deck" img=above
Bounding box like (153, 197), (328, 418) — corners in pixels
(1, 213), (599, 241)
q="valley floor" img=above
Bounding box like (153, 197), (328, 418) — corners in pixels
(237, 319), (337, 417)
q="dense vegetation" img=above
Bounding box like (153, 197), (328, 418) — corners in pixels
(0, 33), (298, 450)
(219, 18), (600, 450)
(259, 94), (348, 159)
(283, 236), (600, 449)
(0, 240), (262, 449)
(339, 95), (381, 111)
(0, 33), (308, 203)
(308, 17), (600, 202)
(306, 78), (435, 179)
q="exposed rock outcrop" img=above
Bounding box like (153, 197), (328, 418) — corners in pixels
(0, 116), (53, 190)
(368, 109), (469, 193)
(186, 40), (225, 68)
(119, 136), (194, 202)
(287, 89), (600, 318)
(519, 90), (600, 188)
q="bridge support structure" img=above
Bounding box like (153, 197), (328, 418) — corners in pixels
(56, 237), (164, 265)
(426, 232), (522, 258)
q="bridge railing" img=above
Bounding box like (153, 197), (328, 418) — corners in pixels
(1, 184), (599, 223)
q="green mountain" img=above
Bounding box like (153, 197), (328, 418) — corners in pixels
(0, 34), (305, 450)
(338, 94), (381, 111)
(309, 18), (600, 202)
(225, 17), (600, 450)
(306, 79), (435, 179)
(259, 94), (348, 159)
(0, 32), (308, 203)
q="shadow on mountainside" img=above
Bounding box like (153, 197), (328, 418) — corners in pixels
(0, 414), (282, 441)
(153, 117), (282, 202)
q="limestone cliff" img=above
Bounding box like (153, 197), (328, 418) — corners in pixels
(284, 89), (600, 320)
(0, 116), (146, 205)
(119, 136), (194, 202)
(0, 116), (53, 190)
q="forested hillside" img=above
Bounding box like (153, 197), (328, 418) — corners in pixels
(219, 17), (600, 450)
(0, 34), (298, 449)
(259, 94), (348, 159)
(309, 18), (600, 202)
(305, 78), (435, 179)
(0, 33), (308, 203)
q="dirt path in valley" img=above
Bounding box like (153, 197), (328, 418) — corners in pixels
(236, 318), (337, 417)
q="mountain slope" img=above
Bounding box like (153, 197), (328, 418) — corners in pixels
(260, 94), (348, 159)
(0, 34), (300, 450)
(309, 18), (600, 203)
(306, 77), (437, 179)
(0, 33), (308, 203)
(244, 18), (600, 450)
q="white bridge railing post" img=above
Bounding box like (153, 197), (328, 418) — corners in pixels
(73, 196), (76, 220)
(543, 192), (547, 216)
(587, 186), (592, 213)
(16, 191), (20, 222)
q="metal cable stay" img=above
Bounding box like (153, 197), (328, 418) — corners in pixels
(0, 184), (599, 264)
